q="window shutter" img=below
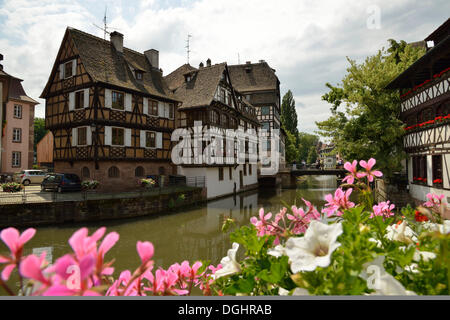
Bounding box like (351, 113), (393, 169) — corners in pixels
(69, 92), (75, 110)
(72, 59), (77, 76)
(125, 93), (132, 112)
(140, 130), (146, 148)
(86, 127), (92, 145)
(156, 132), (162, 149)
(125, 128), (132, 147)
(143, 98), (148, 115)
(104, 126), (112, 145)
(158, 101), (165, 117)
(72, 128), (77, 146)
(105, 89), (112, 108)
(59, 64), (64, 79)
(83, 88), (89, 108)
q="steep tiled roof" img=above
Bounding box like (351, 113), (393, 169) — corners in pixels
(173, 63), (226, 110)
(42, 27), (177, 101)
(8, 78), (39, 104)
(228, 62), (279, 92)
(164, 64), (198, 91)
(68, 28), (176, 101)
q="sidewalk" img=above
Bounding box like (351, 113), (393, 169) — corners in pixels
(0, 185), (198, 205)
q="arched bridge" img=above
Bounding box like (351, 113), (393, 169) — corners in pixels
(290, 168), (347, 177)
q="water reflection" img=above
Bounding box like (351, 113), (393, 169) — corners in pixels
(0, 175), (338, 288)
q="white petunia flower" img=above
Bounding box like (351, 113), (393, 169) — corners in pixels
(413, 250), (436, 262)
(361, 256), (416, 295)
(278, 287), (309, 296)
(385, 221), (417, 244)
(284, 220), (343, 273)
(268, 245), (286, 258)
(422, 220), (450, 234)
(213, 242), (241, 279)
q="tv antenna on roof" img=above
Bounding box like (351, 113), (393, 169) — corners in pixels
(93, 5), (120, 40)
(185, 34), (192, 64)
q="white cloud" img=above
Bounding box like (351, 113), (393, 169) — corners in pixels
(0, 0), (448, 137)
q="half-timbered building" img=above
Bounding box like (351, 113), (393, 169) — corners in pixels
(386, 19), (450, 202)
(40, 28), (179, 191)
(228, 61), (286, 168)
(165, 60), (260, 199)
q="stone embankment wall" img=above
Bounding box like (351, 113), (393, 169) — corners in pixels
(0, 188), (205, 228)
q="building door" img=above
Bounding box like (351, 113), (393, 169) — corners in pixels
(239, 171), (243, 189)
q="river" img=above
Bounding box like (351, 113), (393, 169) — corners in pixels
(0, 175), (337, 291)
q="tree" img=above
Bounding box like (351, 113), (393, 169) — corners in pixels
(284, 129), (300, 164)
(306, 145), (318, 164)
(281, 90), (298, 138)
(316, 40), (425, 178)
(297, 132), (319, 163)
(34, 118), (47, 152)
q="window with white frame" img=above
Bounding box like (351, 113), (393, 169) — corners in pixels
(146, 131), (156, 148)
(12, 128), (22, 143)
(12, 152), (21, 167)
(64, 61), (74, 78)
(13, 105), (22, 119)
(112, 127), (125, 146)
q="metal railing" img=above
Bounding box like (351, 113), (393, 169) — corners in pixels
(0, 180), (195, 206)
(186, 176), (206, 188)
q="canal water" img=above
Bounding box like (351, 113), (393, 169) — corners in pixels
(1, 175), (337, 290)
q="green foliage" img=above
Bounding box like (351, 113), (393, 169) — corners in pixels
(297, 132), (319, 163)
(316, 40), (425, 178)
(280, 90), (298, 137)
(212, 195), (450, 296)
(34, 118), (47, 152)
(306, 145), (318, 164)
(284, 129), (300, 163)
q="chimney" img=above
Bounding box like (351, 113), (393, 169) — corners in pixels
(246, 61), (251, 64)
(144, 49), (159, 69)
(199, 62), (204, 68)
(206, 58), (211, 67)
(110, 31), (124, 53)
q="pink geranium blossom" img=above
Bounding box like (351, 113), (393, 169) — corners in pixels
(342, 160), (358, 184)
(0, 227), (36, 280)
(322, 188), (355, 217)
(423, 193), (445, 208)
(371, 201), (395, 219)
(357, 158), (383, 182)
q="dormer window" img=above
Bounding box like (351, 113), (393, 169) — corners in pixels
(135, 71), (143, 80)
(185, 75), (192, 82)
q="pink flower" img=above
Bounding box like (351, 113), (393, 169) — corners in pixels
(0, 227), (36, 280)
(250, 208), (273, 237)
(371, 201), (395, 219)
(137, 241), (154, 267)
(342, 160), (358, 184)
(20, 252), (51, 288)
(423, 193), (445, 208)
(322, 188), (355, 217)
(357, 158), (383, 182)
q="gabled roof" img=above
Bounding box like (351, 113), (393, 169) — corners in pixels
(8, 78), (39, 104)
(164, 64), (198, 91)
(228, 61), (279, 92)
(173, 63), (227, 109)
(41, 27), (177, 101)
(0, 69), (38, 104)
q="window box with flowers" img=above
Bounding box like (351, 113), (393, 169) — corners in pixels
(433, 178), (443, 188)
(413, 176), (428, 185)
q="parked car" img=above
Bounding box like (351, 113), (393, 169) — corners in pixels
(41, 173), (82, 193)
(14, 170), (48, 185)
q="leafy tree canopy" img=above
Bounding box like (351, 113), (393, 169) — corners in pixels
(316, 40), (425, 178)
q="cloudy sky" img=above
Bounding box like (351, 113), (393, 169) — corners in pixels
(0, 0), (448, 135)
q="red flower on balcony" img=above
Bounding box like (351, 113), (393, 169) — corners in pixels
(433, 179), (443, 184)
(415, 210), (429, 222)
